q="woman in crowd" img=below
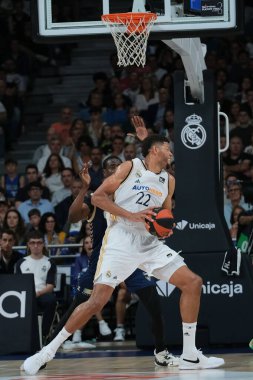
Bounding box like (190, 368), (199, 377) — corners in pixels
(3, 208), (26, 245)
(39, 212), (63, 256)
(41, 153), (65, 196)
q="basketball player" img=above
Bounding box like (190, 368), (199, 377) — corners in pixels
(47, 155), (178, 367)
(21, 132), (224, 375)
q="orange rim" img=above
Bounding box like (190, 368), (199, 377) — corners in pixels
(101, 12), (157, 34)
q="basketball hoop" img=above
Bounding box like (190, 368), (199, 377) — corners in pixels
(101, 12), (157, 67)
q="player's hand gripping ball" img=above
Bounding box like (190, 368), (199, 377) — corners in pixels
(145, 207), (175, 238)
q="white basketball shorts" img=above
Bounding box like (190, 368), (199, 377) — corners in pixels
(94, 223), (186, 288)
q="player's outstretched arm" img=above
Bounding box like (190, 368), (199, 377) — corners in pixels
(162, 175), (175, 211)
(68, 164), (91, 223)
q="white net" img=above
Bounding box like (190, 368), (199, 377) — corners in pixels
(102, 13), (157, 67)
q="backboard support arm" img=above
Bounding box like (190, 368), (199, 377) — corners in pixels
(163, 38), (207, 103)
(132, 0), (146, 13)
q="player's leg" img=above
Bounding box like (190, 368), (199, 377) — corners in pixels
(37, 293), (57, 343)
(155, 256), (224, 370)
(50, 254), (99, 342)
(125, 268), (178, 366)
(21, 284), (114, 375)
(114, 285), (131, 341)
(50, 293), (88, 341)
(142, 240), (224, 370)
(136, 285), (179, 366)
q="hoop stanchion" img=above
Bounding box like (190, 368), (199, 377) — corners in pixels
(101, 12), (157, 67)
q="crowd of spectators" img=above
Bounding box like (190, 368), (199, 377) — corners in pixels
(0, 1), (253, 253)
(1, 0), (253, 343)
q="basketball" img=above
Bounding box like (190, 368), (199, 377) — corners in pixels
(145, 207), (175, 238)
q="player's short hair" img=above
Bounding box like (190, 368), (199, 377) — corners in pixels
(142, 135), (170, 158)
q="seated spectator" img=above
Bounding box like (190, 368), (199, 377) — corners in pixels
(104, 93), (129, 126)
(104, 136), (125, 162)
(0, 196), (9, 230)
(123, 71), (140, 105)
(55, 177), (82, 230)
(25, 208), (41, 235)
(122, 106), (139, 135)
(110, 123), (125, 139)
(0, 229), (23, 274)
(99, 124), (112, 155)
(50, 106), (73, 146)
(244, 130), (253, 155)
(121, 142), (137, 162)
(41, 153), (65, 196)
(0, 157), (25, 204)
(224, 182), (252, 228)
(70, 236), (112, 341)
(72, 236), (93, 279)
(223, 173), (242, 205)
(237, 208), (253, 252)
(18, 181), (54, 224)
(230, 109), (253, 147)
(88, 110), (107, 147)
(1, 81), (22, 151)
(15, 164), (50, 208)
(229, 205), (245, 246)
(37, 137), (72, 174)
(79, 90), (106, 123)
(242, 88), (253, 119)
(63, 118), (88, 158)
(32, 127), (60, 163)
(51, 168), (74, 207)
(146, 54), (167, 82)
(143, 87), (172, 133)
(3, 209), (26, 245)
(15, 230), (57, 343)
(223, 135), (252, 181)
(134, 76), (159, 113)
(72, 135), (94, 174)
(39, 212), (63, 256)
(228, 101), (241, 127)
(2, 58), (27, 96)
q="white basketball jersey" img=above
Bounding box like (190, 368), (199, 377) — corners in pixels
(113, 158), (169, 231)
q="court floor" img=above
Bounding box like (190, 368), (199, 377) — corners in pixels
(0, 342), (253, 380)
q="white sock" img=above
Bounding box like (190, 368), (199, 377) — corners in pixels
(182, 322), (197, 357)
(99, 320), (106, 325)
(47, 328), (71, 354)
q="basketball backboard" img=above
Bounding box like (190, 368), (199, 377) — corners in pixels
(32, 0), (241, 41)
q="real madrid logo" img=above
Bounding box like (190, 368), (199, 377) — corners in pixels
(181, 114), (206, 150)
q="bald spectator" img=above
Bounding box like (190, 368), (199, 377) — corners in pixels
(32, 127), (60, 163)
(122, 142), (137, 161)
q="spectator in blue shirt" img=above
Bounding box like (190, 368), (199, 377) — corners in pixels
(18, 181), (54, 224)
